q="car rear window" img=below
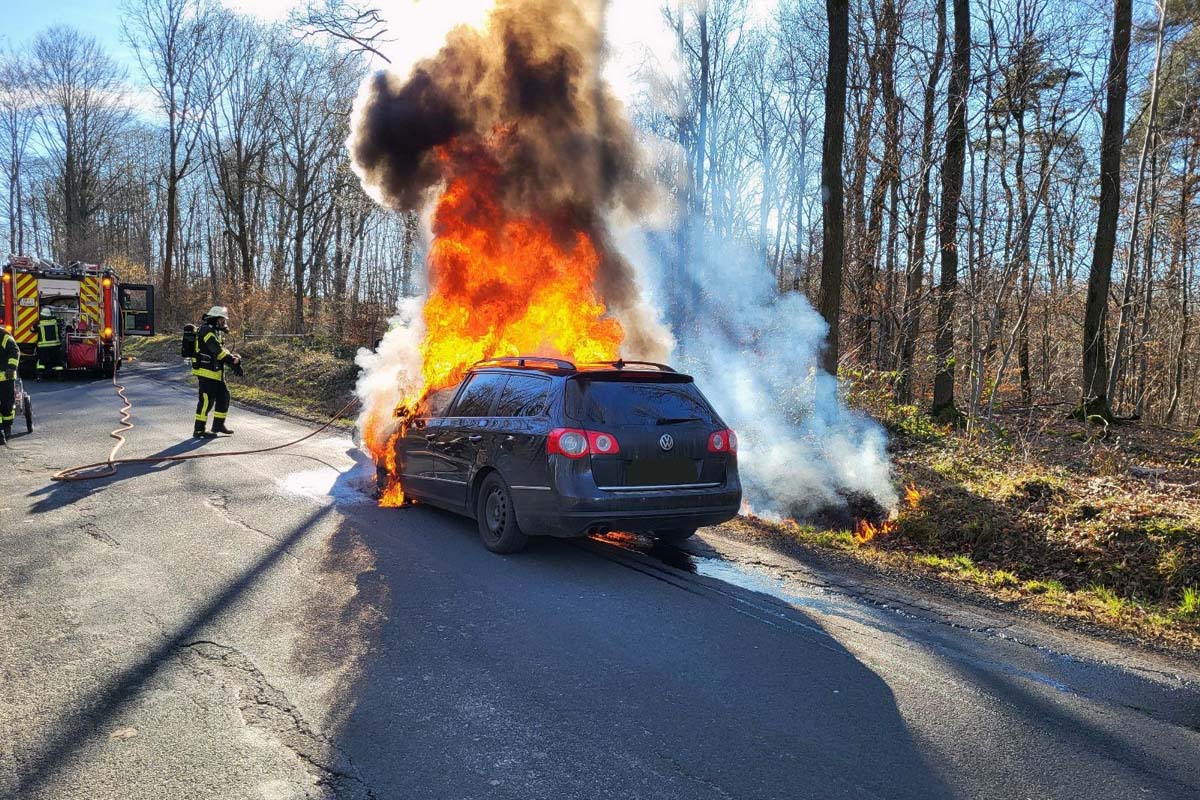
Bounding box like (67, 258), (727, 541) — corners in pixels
(567, 379), (717, 426)
(493, 374), (551, 417)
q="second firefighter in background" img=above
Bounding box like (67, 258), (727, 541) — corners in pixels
(192, 305), (241, 438)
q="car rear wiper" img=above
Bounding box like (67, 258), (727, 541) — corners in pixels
(655, 416), (703, 425)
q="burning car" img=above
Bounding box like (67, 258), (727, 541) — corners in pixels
(383, 357), (742, 553)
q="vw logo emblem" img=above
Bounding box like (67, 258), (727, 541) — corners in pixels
(658, 434), (674, 451)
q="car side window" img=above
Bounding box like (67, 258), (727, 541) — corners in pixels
(424, 386), (459, 417)
(451, 373), (507, 417)
(494, 374), (551, 417)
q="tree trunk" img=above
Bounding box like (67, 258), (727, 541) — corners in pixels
(1105, 0), (1166, 411)
(1080, 0), (1133, 418)
(931, 0), (969, 420)
(1166, 138), (1193, 423)
(896, 0), (947, 404)
(818, 0), (850, 376)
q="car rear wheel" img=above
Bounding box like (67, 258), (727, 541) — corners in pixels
(654, 528), (697, 544)
(477, 473), (529, 554)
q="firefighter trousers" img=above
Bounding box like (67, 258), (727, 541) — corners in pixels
(195, 376), (230, 430)
(37, 344), (65, 373)
(0, 380), (14, 430)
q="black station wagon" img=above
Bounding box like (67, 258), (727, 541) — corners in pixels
(388, 357), (742, 553)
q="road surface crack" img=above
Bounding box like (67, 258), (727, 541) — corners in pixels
(180, 640), (377, 799)
(203, 493), (323, 585)
(80, 520), (120, 547)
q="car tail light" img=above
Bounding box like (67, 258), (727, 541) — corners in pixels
(587, 430), (620, 455)
(548, 428), (620, 458)
(708, 429), (737, 453)
(548, 428), (589, 458)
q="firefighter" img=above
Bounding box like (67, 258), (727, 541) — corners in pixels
(1, 323), (19, 444)
(36, 309), (66, 380)
(192, 305), (241, 439)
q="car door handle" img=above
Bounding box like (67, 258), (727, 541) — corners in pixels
(467, 435), (483, 442)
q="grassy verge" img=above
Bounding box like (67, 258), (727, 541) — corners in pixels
(123, 335), (359, 426)
(730, 398), (1200, 652)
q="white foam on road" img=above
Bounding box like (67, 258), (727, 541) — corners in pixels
(276, 447), (378, 507)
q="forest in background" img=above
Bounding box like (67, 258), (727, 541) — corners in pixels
(1, 0), (1198, 427)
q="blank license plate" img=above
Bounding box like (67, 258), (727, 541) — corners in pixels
(626, 457), (696, 486)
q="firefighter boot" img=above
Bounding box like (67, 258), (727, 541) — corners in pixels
(212, 420), (234, 435)
(193, 423), (216, 439)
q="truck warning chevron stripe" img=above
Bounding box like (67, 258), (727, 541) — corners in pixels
(14, 272), (38, 343)
(80, 275), (101, 325)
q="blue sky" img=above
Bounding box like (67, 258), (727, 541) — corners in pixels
(4, 0), (133, 67)
(2, 0), (300, 75)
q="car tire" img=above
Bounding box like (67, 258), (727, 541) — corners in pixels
(477, 473), (529, 554)
(654, 528), (697, 544)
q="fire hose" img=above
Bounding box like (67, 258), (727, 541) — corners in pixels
(52, 366), (360, 482)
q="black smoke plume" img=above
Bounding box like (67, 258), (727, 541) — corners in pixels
(348, 0), (666, 355)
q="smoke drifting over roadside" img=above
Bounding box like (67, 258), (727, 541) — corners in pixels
(618, 226), (898, 518)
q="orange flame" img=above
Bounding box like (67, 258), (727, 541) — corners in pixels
(365, 140), (624, 504)
(853, 518), (896, 545)
(378, 430), (406, 507)
(903, 483), (921, 510)
(853, 483), (920, 545)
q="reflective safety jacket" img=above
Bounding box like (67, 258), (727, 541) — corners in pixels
(192, 322), (234, 381)
(37, 318), (62, 349)
(1, 329), (18, 380)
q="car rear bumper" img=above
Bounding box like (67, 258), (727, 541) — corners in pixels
(514, 463), (742, 537)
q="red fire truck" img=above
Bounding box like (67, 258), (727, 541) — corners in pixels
(0, 256), (155, 377)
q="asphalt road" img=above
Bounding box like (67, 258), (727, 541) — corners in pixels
(1, 362), (1198, 800)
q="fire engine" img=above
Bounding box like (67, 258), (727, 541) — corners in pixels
(1, 256), (155, 377)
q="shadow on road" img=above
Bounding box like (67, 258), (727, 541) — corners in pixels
(6, 503), (337, 800)
(324, 499), (957, 799)
(26, 437), (214, 514)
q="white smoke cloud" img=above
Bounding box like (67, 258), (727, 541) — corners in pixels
(615, 222), (898, 518)
(353, 296), (425, 451)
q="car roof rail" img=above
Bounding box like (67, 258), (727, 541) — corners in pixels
(577, 359), (677, 373)
(472, 356), (577, 371)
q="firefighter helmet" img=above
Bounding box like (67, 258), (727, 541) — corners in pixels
(204, 305), (230, 320)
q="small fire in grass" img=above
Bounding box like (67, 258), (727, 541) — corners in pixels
(852, 483), (921, 546)
(745, 483), (921, 544)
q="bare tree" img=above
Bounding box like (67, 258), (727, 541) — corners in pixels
(0, 47), (38, 254)
(1079, 0), (1132, 419)
(1106, 0), (1167, 410)
(202, 12), (274, 298)
(896, 0), (947, 403)
(295, 0), (393, 63)
(931, 0), (969, 420)
(123, 0), (224, 315)
(818, 0), (850, 375)
(30, 27), (132, 260)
